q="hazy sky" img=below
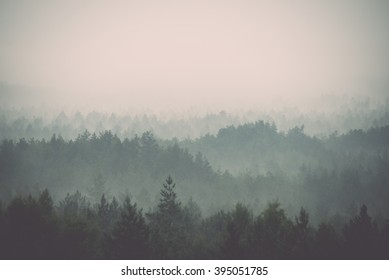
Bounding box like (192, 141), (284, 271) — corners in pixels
(1, 0), (388, 112)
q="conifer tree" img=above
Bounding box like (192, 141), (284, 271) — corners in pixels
(293, 207), (312, 258)
(147, 176), (185, 259)
(109, 196), (149, 259)
(314, 222), (339, 259)
(222, 203), (254, 259)
(343, 204), (378, 259)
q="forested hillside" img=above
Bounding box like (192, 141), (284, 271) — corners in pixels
(1, 121), (388, 226)
(1, 109), (389, 260)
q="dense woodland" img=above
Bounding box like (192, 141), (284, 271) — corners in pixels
(1, 0), (389, 262)
(0, 108), (389, 259)
(0, 178), (388, 259)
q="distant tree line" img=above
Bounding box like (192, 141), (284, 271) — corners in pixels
(1, 96), (388, 140)
(0, 176), (388, 260)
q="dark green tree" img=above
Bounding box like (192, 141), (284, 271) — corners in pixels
(58, 214), (100, 259)
(256, 201), (294, 259)
(159, 175), (181, 215)
(97, 194), (110, 233)
(292, 207), (312, 258)
(147, 176), (185, 259)
(57, 191), (99, 259)
(181, 197), (204, 258)
(57, 191), (90, 217)
(222, 203), (254, 259)
(313, 222), (340, 259)
(2, 192), (59, 259)
(109, 196), (149, 259)
(201, 210), (230, 259)
(343, 204), (379, 259)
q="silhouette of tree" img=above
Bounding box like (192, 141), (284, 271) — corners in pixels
(201, 210), (230, 259)
(292, 207), (312, 258)
(108, 196), (149, 259)
(258, 201), (294, 259)
(57, 191), (91, 217)
(314, 222), (340, 259)
(343, 204), (379, 259)
(57, 191), (99, 259)
(97, 194), (110, 234)
(2, 192), (59, 259)
(147, 176), (185, 259)
(222, 203), (254, 259)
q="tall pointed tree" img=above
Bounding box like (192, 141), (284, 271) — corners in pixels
(147, 176), (185, 259)
(159, 175), (181, 217)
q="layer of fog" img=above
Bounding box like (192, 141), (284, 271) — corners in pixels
(1, 1), (389, 116)
(1, 86), (388, 141)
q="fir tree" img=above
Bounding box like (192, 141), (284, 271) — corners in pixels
(109, 196), (149, 259)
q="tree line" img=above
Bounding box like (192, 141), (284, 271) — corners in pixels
(0, 176), (388, 260)
(1, 123), (388, 224)
(1, 96), (388, 140)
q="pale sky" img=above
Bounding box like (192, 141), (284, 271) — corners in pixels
(1, 0), (388, 112)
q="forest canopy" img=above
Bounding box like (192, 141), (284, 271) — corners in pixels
(0, 106), (389, 259)
(0, 178), (388, 259)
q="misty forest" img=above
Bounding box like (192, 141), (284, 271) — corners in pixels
(1, 0), (389, 261)
(0, 100), (389, 260)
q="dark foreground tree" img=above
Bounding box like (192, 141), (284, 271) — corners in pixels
(313, 222), (340, 259)
(343, 205), (379, 259)
(147, 176), (186, 259)
(222, 203), (254, 259)
(57, 191), (100, 259)
(1, 187), (389, 260)
(292, 207), (313, 258)
(255, 201), (294, 259)
(1, 190), (59, 259)
(108, 196), (149, 259)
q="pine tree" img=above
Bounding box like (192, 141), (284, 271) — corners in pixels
(293, 207), (312, 258)
(343, 204), (378, 259)
(147, 176), (185, 259)
(97, 194), (110, 235)
(314, 222), (340, 259)
(3, 192), (59, 259)
(159, 175), (181, 217)
(258, 201), (294, 259)
(109, 196), (149, 259)
(222, 203), (254, 259)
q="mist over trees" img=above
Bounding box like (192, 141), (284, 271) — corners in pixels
(1, 119), (389, 218)
(0, 100), (389, 259)
(1, 0), (389, 261)
(1, 95), (388, 141)
(0, 179), (388, 260)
